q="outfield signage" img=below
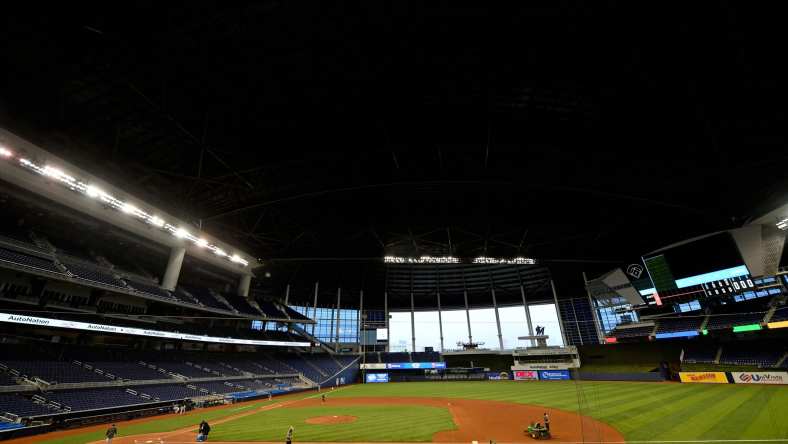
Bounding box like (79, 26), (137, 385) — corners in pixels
(538, 370), (571, 380)
(360, 363), (387, 370)
(365, 373), (389, 383)
(386, 362), (447, 370)
(513, 370), (539, 381)
(731, 372), (788, 385)
(679, 372), (728, 384)
(511, 363), (572, 370)
(655, 330), (699, 339)
(0, 312), (311, 347)
(767, 320), (788, 330)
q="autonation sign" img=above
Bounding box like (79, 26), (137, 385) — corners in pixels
(0, 313), (310, 347)
(731, 372), (788, 385)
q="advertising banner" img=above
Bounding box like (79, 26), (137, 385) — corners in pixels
(360, 363), (387, 370)
(511, 363), (572, 370)
(731, 372), (788, 385)
(513, 370), (539, 380)
(679, 372), (728, 384)
(538, 370), (571, 380)
(0, 312), (310, 347)
(365, 373), (390, 383)
(386, 362), (447, 370)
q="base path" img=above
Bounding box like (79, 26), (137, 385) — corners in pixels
(90, 396), (623, 444)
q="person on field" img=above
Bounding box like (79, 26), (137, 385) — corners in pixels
(286, 426), (294, 444)
(543, 412), (550, 431)
(106, 424), (117, 444)
(321, 394), (326, 403)
(198, 420), (211, 442)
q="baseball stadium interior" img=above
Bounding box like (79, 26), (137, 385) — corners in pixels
(2, 2), (788, 443)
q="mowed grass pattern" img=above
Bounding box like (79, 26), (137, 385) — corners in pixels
(29, 381), (788, 443)
(211, 405), (455, 442)
(329, 381), (788, 441)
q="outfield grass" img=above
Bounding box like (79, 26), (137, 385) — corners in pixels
(330, 381), (788, 441)
(32, 381), (788, 443)
(211, 405), (455, 442)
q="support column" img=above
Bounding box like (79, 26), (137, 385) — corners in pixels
(237, 274), (251, 297)
(384, 291), (390, 352)
(358, 290), (364, 346)
(583, 272), (605, 344)
(335, 288), (342, 349)
(570, 298), (583, 346)
(311, 282), (319, 336)
(161, 246), (186, 291)
(410, 292), (416, 352)
(437, 291), (444, 352)
(284, 284), (290, 305)
(520, 285), (535, 346)
(464, 290), (473, 344)
(550, 279), (568, 346)
(492, 287), (503, 350)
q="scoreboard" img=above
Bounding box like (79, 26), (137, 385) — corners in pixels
(702, 275), (754, 298)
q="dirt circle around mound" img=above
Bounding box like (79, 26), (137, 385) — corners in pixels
(305, 415), (358, 425)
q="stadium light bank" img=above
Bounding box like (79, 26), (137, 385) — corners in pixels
(0, 142), (249, 267)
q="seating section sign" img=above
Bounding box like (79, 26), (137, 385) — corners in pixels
(678, 372), (728, 384)
(731, 372), (788, 385)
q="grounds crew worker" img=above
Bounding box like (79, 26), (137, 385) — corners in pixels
(106, 424), (117, 444)
(543, 412), (550, 431)
(286, 426), (294, 444)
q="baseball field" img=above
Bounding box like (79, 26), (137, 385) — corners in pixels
(9, 380), (788, 444)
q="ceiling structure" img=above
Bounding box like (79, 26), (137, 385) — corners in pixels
(2, 2), (787, 299)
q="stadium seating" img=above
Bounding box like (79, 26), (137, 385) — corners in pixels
(0, 371), (20, 386)
(719, 345), (783, 368)
(282, 305), (311, 321)
(411, 351), (441, 362)
(224, 295), (262, 316)
(0, 394), (55, 417)
(126, 280), (175, 301)
(0, 247), (62, 274)
(64, 262), (127, 288)
(656, 317), (703, 333)
(0, 421), (25, 431)
(609, 325), (653, 339)
(257, 301), (286, 318)
(771, 307), (788, 322)
(682, 345), (718, 363)
(0, 360), (110, 384)
(132, 384), (200, 401)
(706, 313), (764, 330)
(380, 352), (410, 363)
(183, 287), (228, 310)
(43, 388), (146, 411)
(364, 352), (380, 363)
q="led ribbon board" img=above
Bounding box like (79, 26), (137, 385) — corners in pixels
(0, 313), (311, 347)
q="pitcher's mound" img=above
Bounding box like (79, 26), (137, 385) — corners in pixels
(305, 415), (357, 425)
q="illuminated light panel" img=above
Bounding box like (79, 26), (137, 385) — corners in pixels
(0, 143), (249, 267)
(674, 265), (750, 289)
(384, 255), (460, 264)
(148, 216), (165, 228)
(767, 320), (788, 330)
(732, 323), (762, 333)
(702, 329), (708, 335)
(472, 256), (536, 264)
(605, 337), (618, 343)
(655, 330), (699, 339)
(777, 218), (788, 230)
